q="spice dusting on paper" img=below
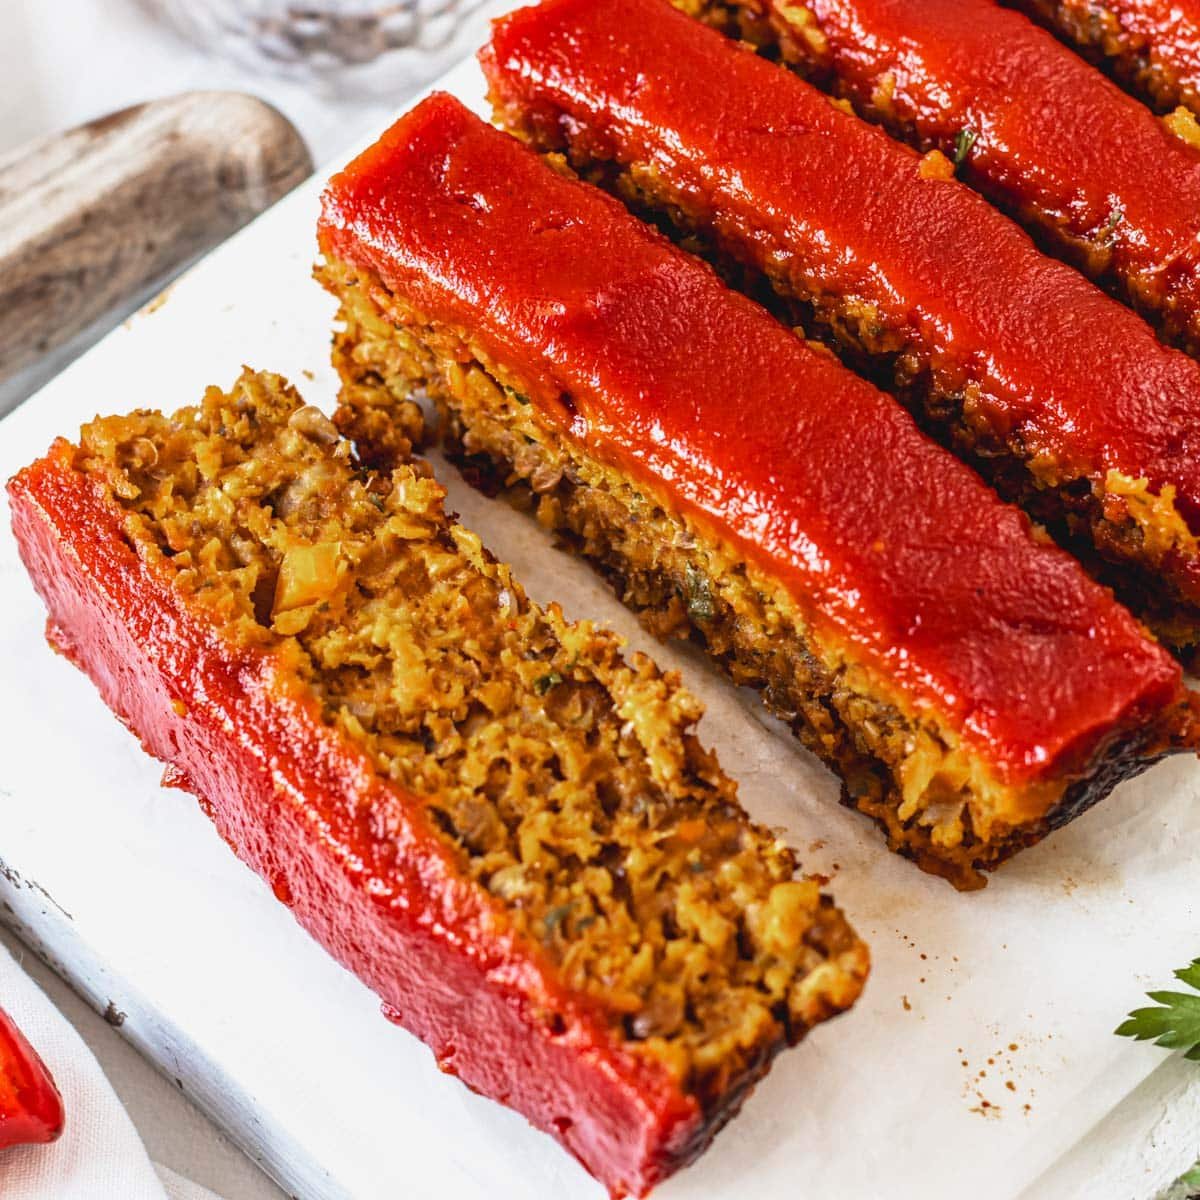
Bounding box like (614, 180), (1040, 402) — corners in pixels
(960, 1040), (1031, 1118)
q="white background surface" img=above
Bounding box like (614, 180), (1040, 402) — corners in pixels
(4, 6), (1200, 1200)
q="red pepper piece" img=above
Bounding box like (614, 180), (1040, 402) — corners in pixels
(0, 1006), (65, 1150)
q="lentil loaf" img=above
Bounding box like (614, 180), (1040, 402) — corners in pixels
(484, 0), (1200, 664)
(316, 93), (1200, 892)
(6, 368), (868, 1198)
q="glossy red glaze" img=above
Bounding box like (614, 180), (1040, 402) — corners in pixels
(318, 93), (1183, 787)
(7, 446), (703, 1198)
(794, 1), (1200, 335)
(0, 1007), (64, 1151)
(483, 0), (1200, 603)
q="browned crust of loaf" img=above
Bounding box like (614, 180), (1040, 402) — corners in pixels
(490, 81), (1200, 669)
(317, 254), (1191, 889)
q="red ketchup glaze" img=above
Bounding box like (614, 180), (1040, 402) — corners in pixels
(483, 0), (1200, 595)
(0, 1007), (64, 1151)
(7, 448), (701, 1199)
(318, 93), (1182, 787)
(796, 1), (1200, 330)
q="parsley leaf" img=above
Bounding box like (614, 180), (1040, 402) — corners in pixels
(953, 128), (977, 165)
(1115, 959), (1200, 1060)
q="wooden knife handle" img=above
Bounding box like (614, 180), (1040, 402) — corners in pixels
(0, 91), (313, 392)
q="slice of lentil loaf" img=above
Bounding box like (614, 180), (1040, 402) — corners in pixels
(7, 368), (866, 1199)
(316, 94), (1200, 893)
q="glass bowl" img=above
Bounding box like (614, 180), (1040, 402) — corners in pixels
(143, 0), (486, 93)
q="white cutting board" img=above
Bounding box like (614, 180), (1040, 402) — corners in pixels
(2, 52), (1200, 1200)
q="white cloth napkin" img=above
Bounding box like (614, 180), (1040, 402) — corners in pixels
(0, 943), (222, 1200)
(157, 1164), (223, 1200)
